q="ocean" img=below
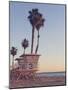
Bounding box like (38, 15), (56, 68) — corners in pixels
(36, 72), (65, 77)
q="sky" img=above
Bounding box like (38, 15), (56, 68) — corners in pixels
(10, 1), (65, 72)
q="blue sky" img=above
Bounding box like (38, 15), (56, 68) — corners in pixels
(10, 1), (65, 72)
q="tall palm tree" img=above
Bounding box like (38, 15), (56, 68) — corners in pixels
(10, 47), (17, 69)
(28, 9), (39, 53)
(21, 38), (29, 54)
(28, 8), (45, 54)
(35, 18), (45, 54)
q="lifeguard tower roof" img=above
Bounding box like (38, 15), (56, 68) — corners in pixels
(20, 54), (40, 57)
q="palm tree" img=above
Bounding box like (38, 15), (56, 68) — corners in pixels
(10, 47), (17, 69)
(28, 8), (45, 54)
(21, 38), (29, 54)
(28, 8), (39, 53)
(35, 18), (45, 54)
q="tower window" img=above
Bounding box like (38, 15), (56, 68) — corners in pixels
(29, 63), (33, 69)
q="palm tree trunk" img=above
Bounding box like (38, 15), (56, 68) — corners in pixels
(35, 30), (40, 54)
(31, 26), (35, 53)
(12, 56), (14, 69)
(24, 48), (25, 54)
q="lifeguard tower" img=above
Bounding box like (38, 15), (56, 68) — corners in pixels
(15, 54), (40, 79)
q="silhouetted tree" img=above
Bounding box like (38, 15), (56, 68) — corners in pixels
(28, 9), (39, 53)
(28, 8), (45, 54)
(21, 38), (29, 54)
(10, 47), (17, 69)
(35, 18), (45, 54)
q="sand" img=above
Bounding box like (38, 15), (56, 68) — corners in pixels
(9, 75), (66, 89)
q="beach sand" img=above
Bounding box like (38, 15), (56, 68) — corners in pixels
(9, 75), (66, 89)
